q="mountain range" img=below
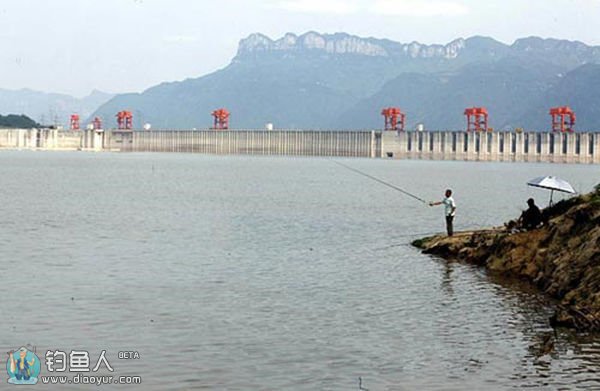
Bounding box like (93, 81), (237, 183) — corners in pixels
(0, 89), (114, 127)
(87, 32), (600, 130)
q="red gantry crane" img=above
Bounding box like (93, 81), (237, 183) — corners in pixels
(381, 107), (405, 131)
(550, 106), (575, 132)
(70, 114), (80, 130)
(92, 117), (103, 130)
(116, 111), (133, 130)
(212, 108), (230, 130)
(464, 107), (489, 132)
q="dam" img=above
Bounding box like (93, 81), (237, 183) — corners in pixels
(1, 128), (599, 164)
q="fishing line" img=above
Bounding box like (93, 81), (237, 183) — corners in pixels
(388, 231), (444, 240)
(374, 243), (419, 251)
(330, 159), (428, 204)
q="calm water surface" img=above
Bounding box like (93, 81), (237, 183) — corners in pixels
(1, 151), (599, 390)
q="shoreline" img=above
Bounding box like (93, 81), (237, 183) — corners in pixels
(412, 188), (600, 332)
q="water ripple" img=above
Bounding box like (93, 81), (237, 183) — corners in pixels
(1, 152), (599, 390)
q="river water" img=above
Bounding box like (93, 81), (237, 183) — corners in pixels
(1, 151), (599, 390)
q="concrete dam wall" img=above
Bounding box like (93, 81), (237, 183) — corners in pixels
(107, 130), (375, 158)
(380, 131), (600, 164)
(0, 128), (92, 151)
(1, 128), (599, 164)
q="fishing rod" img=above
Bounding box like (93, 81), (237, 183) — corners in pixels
(330, 159), (428, 204)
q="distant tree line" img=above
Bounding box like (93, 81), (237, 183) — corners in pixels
(0, 114), (39, 128)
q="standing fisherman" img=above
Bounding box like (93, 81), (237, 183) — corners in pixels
(429, 189), (457, 236)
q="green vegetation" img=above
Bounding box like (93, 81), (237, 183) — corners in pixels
(591, 183), (600, 205)
(0, 114), (39, 128)
(544, 195), (583, 218)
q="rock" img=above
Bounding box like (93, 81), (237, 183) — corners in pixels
(414, 187), (600, 332)
(237, 32), (466, 59)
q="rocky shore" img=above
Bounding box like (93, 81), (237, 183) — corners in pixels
(413, 185), (600, 331)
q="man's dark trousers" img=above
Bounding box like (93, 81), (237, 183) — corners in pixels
(446, 215), (454, 236)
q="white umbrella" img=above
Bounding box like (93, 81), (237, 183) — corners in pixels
(527, 176), (576, 206)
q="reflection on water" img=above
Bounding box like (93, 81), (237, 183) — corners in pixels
(0, 151), (599, 390)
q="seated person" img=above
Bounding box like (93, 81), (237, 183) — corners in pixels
(519, 198), (543, 230)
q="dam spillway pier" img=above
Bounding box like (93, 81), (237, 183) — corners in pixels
(0, 128), (599, 164)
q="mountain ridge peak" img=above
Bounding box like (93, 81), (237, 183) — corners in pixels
(88, 32), (600, 131)
(236, 31), (470, 59)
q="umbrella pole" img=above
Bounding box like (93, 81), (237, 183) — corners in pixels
(550, 189), (554, 207)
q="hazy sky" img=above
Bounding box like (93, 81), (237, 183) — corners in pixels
(1, 0), (599, 96)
